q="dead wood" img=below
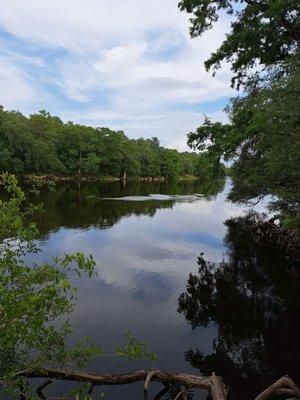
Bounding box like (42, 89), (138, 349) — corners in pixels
(255, 376), (300, 400)
(19, 367), (300, 400)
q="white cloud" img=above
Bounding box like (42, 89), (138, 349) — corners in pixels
(0, 0), (234, 149)
(0, 57), (35, 109)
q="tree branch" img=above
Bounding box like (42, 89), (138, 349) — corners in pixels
(143, 369), (159, 400)
(254, 375), (300, 400)
(23, 368), (212, 389)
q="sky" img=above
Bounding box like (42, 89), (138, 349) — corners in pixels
(0, 0), (234, 150)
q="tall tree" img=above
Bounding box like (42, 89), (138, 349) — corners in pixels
(180, 0), (300, 225)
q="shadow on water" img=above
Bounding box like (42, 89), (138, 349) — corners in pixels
(178, 214), (300, 400)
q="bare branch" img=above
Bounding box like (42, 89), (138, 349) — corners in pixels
(143, 369), (159, 400)
(22, 368), (212, 389)
(211, 372), (227, 400)
(255, 375), (300, 400)
(174, 388), (188, 400)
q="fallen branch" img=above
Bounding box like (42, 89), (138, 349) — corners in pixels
(254, 375), (300, 400)
(22, 368), (212, 389)
(143, 369), (159, 400)
(19, 368), (300, 400)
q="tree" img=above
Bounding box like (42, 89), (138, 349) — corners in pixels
(178, 0), (300, 88)
(161, 149), (181, 179)
(195, 152), (225, 181)
(180, 0), (300, 226)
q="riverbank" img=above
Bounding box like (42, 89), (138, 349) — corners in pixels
(1, 174), (199, 184)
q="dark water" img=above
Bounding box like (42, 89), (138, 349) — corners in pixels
(25, 179), (299, 399)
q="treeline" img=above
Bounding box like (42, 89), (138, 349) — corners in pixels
(0, 107), (224, 180)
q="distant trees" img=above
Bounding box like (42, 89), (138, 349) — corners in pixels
(0, 107), (203, 179)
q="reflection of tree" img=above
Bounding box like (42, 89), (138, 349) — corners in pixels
(24, 179), (225, 236)
(178, 214), (300, 400)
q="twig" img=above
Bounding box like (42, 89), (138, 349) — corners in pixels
(174, 388), (188, 400)
(87, 383), (96, 395)
(143, 369), (159, 400)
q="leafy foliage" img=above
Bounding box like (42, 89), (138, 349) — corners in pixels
(178, 0), (300, 87)
(180, 0), (300, 225)
(115, 332), (157, 361)
(0, 108), (198, 179)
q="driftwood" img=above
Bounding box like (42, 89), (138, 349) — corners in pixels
(20, 368), (299, 400)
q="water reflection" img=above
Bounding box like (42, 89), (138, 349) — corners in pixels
(25, 178), (225, 237)
(17, 177), (282, 399)
(178, 214), (300, 400)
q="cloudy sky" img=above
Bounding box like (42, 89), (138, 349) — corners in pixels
(0, 0), (234, 150)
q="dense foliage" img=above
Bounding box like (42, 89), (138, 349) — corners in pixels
(179, 0), (300, 88)
(0, 107), (200, 180)
(180, 0), (300, 226)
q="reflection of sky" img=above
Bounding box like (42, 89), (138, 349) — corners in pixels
(27, 182), (267, 400)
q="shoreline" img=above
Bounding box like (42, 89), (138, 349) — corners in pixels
(8, 174), (199, 183)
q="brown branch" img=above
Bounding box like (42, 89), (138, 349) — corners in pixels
(36, 379), (53, 400)
(255, 375), (300, 400)
(22, 368), (212, 390)
(211, 372), (227, 400)
(20, 367), (300, 400)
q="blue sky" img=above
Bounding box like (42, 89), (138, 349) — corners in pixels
(0, 0), (234, 150)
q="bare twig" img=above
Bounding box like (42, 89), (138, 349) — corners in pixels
(174, 388), (188, 400)
(143, 369), (159, 400)
(87, 383), (96, 395)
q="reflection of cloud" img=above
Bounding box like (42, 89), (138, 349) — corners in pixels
(134, 245), (193, 261)
(131, 270), (175, 305)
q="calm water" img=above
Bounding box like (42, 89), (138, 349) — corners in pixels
(24, 179), (299, 399)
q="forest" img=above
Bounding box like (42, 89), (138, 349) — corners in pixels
(0, 107), (223, 180)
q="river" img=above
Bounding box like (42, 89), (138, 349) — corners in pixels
(25, 178), (299, 399)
